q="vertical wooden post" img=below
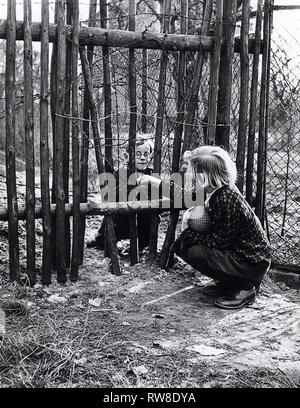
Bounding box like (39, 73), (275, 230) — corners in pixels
(246, 0), (263, 204)
(172, 0), (187, 174)
(50, 0), (58, 270)
(256, 0), (271, 223)
(79, 0), (97, 265)
(236, 0), (250, 193)
(215, 0), (237, 150)
(100, 0), (113, 174)
(183, 0), (213, 152)
(79, 47), (121, 275)
(149, 0), (172, 263)
(40, 0), (52, 284)
(128, 0), (139, 265)
(64, 0), (72, 268)
(262, 0), (274, 215)
(70, 0), (80, 281)
(55, 0), (67, 282)
(112, 66), (121, 165)
(207, 0), (223, 145)
(100, 0), (117, 265)
(5, 0), (20, 282)
(141, 49), (148, 133)
(24, 0), (36, 285)
(159, 0), (187, 270)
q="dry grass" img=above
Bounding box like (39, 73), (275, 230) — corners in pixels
(0, 264), (299, 389)
(0, 205), (299, 389)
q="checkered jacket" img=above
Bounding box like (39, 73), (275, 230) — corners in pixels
(179, 185), (272, 264)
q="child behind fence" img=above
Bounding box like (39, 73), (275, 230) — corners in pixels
(87, 135), (156, 252)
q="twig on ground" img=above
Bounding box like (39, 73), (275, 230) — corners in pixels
(141, 285), (195, 306)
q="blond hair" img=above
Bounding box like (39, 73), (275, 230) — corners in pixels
(189, 146), (237, 189)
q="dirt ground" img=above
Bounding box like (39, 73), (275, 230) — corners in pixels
(0, 212), (299, 388)
(0, 168), (299, 388)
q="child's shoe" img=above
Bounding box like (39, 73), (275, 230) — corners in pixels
(214, 285), (256, 309)
(202, 281), (231, 297)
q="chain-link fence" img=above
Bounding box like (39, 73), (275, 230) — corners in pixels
(0, 1), (299, 269)
(265, 9), (300, 268)
(226, 8), (300, 270)
(84, 4), (210, 184)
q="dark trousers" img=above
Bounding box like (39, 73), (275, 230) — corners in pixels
(94, 213), (152, 251)
(174, 242), (270, 290)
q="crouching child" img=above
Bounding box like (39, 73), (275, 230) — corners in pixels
(173, 146), (271, 310)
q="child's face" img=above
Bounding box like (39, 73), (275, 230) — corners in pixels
(180, 151), (191, 173)
(180, 159), (189, 173)
(135, 143), (151, 171)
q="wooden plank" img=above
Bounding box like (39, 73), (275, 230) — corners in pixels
(256, 0), (271, 223)
(172, 0), (187, 174)
(50, 1), (58, 271)
(159, 0), (188, 270)
(79, 48), (103, 178)
(236, 0), (250, 193)
(0, 20), (262, 53)
(183, 0), (214, 152)
(79, 0), (97, 265)
(55, 0), (67, 282)
(141, 49), (148, 133)
(128, 0), (139, 266)
(246, 0), (263, 204)
(271, 262), (300, 274)
(262, 0), (274, 216)
(149, 0), (172, 263)
(0, 199), (172, 221)
(272, 5), (300, 11)
(40, 0), (52, 284)
(100, 0), (113, 174)
(79, 85), (90, 265)
(100, 0), (120, 274)
(24, 0), (36, 285)
(70, 0), (80, 281)
(79, 47), (121, 276)
(64, 0), (72, 268)
(215, 0), (237, 149)
(5, 0), (20, 282)
(207, 0), (223, 145)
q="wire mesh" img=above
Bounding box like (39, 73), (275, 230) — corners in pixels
(0, 2), (299, 268)
(265, 9), (300, 266)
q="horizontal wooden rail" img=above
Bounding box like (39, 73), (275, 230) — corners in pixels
(0, 199), (174, 221)
(271, 262), (300, 275)
(272, 5), (300, 11)
(0, 21), (262, 53)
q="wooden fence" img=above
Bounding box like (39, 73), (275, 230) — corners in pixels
(0, 0), (272, 284)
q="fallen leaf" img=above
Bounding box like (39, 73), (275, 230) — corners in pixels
(47, 294), (68, 304)
(131, 365), (148, 376)
(74, 357), (87, 366)
(89, 298), (102, 307)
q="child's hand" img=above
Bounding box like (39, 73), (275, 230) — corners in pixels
(181, 207), (194, 232)
(137, 174), (161, 188)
